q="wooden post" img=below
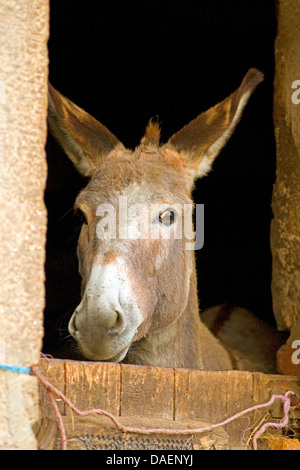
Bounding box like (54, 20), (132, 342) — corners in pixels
(271, 0), (300, 374)
(0, 0), (49, 449)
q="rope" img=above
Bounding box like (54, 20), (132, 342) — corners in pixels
(31, 365), (299, 451)
(0, 364), (31, 374)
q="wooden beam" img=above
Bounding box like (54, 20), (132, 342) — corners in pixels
(36, 358), (300, 450)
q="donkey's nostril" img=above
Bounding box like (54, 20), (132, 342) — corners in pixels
(68, 313), (77, 336)
(108, 309), (126, 336)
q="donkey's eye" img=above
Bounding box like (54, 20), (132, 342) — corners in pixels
(159, 210), (175, 226)
(76, 209), (88, 225)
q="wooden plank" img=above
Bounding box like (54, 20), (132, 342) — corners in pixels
(120, 363), (174, 420)
(64, 360), (121, 417)
(38, 357), (66, 417)
(36, 358), (300, 449)
(34, 357), (66, 450)
(255, 373), (300, 418)
(175, 370), (231, 423)
(175, 369), (256, 448)
(225, 370), (255, 448)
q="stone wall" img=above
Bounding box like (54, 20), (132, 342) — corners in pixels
(271, 0), (300, 332)
(0, 0), (49, 449)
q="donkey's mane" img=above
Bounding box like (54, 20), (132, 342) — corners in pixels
(141, 119), (161, 147)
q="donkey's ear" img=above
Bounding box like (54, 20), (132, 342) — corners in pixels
(48, 83), (124, 177)
(164, 69), (263, 179)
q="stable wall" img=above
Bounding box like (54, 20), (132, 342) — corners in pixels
(271, 0), (300, 373)
(0, 0), (48, 449)
(272, 0), (300, 331)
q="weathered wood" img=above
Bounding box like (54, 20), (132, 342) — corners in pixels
(225, 371), (256, 447)
(38, 357), (65, 417)
(64, 360), (121, 417)
(120, 363), (174, 420)
(36, 357), (300, 450)
(175, 369), (230, 423)
(175, 369), (256, 447)
(258, 373), (300, 419)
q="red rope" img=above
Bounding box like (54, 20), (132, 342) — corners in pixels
(31, 365), (298, 450)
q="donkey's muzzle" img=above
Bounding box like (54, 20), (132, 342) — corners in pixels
(68, 302), (126, 338)
(67, 262), (143, 361)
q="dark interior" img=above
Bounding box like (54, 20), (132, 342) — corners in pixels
(44, 1), (278, 357)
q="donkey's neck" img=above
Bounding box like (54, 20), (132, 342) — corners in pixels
(126, 264), (233, 370)
(126, 303), (203, 370)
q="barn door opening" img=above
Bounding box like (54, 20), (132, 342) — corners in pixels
(43, 2), (299, 375)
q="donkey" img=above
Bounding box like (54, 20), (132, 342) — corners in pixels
(48, 69), (280, 372)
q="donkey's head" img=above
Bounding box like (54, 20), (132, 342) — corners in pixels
(48, 69), (263, 364)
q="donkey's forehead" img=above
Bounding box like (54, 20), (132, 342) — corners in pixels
(77, 147), (191, 207)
